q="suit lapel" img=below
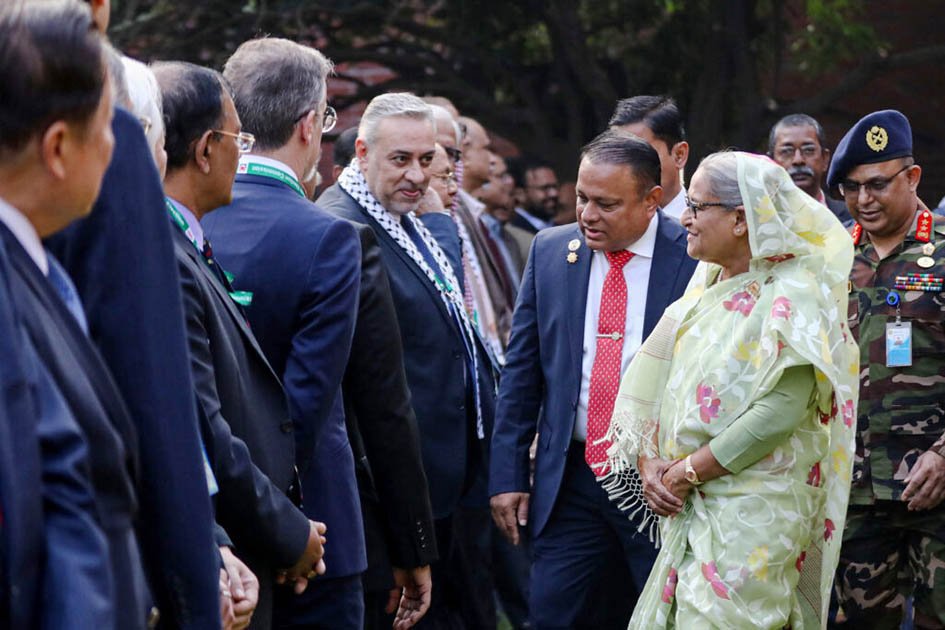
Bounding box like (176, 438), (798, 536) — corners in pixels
(351, 200), (456, 328)
(564, 227), (592, 382)
(644, 214), (684, 338)
(172, 228), (278, 381)
(1, 226), (138, 466)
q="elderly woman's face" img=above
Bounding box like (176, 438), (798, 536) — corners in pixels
(682, 168), (748, 266)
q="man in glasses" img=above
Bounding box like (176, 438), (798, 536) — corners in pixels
(828, 109), (945, 629)
(156, 59), (341, 629)
(767, 113), (852, 224)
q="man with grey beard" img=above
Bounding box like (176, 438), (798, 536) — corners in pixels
(768, 113), (853, 223)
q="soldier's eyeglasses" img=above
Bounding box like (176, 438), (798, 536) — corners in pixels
(213, 129), (256, 154)
(684, 195), (738, 219)
(839, 164), (912, 198)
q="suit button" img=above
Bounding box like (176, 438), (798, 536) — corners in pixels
(459, 404), (465, 411)
(280, 421), (293, 433)
(147, 607), (160, 628)
(453, 351), (461, 359)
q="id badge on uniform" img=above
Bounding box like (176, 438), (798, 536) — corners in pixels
(886, 321), (913, 367)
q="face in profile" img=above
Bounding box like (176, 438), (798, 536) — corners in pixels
(680, 167), (745, 265)
(427, 144), (457, 209)
(358, 116), (436, 216)
(576, 157), (660, 252)
(68, 70), (116, 223)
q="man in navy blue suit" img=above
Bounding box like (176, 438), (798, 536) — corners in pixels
(202, 38), (368, 629)
(318, 92), (498, 628)
(489, 130), (697, 629)
(0, 1), (156, 626)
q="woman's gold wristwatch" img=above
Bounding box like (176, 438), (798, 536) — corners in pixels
(684, 455), (704, 486)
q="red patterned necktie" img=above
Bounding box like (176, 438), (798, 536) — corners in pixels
(585, 249), (634, 475)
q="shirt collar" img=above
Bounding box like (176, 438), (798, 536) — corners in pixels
(166, 196), (205, 250)
(458, 189), (485, 218)
(661, 188), (687, 220)
(238, 154), (300, 182)
(0, 196), (48, 275)
(627, 211), (659, 258)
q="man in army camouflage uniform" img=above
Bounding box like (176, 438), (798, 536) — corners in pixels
(829, 109), (945, 629)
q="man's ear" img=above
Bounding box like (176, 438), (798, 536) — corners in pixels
(355, 138), (368, 159)
(194, 131), (213, 175)
(671, 141), (690, 170)
(645, 184), (663, 216)
(40, 121), (71, 180)
(298, 110), (317, 145)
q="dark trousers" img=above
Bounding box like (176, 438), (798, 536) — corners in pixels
(528, 446), (658, 630)
(273, 573), (364, 629)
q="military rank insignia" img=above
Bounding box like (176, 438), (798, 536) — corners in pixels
(866, 125), (888, 152)
(894, 274), (943, 292)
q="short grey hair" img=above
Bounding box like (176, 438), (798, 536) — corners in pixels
(695, 151), (743, 207)
(429, 104), (461, 145)
(122, 56), (164, 151)
(358, 92), (433, 146)
(223, 37), (333, 151)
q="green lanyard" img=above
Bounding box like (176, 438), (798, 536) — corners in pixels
(240, 160), (306, 198)
(165, 198), (200, 251)
(164, 198), (253, 308)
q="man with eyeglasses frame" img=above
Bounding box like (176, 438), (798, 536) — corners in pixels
(827, 109), (945, 629)
(767, 113), (852, 224)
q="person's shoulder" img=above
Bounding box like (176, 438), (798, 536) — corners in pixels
(534, 223), (581, 247)
(655, 210), (688, 244)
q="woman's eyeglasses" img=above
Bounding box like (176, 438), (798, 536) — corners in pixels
(684, 195), (737, 219)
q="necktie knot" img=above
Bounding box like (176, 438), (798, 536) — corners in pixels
(202, 238), (214, 261)
(605, 249), (633, 269)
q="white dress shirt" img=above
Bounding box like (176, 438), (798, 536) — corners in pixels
(573, 212), (658, 441)
(661, 188), (687, 221)
(0, 196), (48, 275)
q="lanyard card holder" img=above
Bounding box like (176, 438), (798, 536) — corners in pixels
(886, 320), (913, 367)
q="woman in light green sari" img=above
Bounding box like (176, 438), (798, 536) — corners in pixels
(600, 152), (859, 629)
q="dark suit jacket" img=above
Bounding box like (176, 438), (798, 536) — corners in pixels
(171, 224), (311, 622)
(1, 226), (150, 628)
(203, 172), (366, 578)
(489, 214), (697, 536)
(337, 220), (437, 591)
(0, 241), (111, 629)
(509, 210), (541, 234)
(45, 107), (220, 628)
(318, 183), (497, 519)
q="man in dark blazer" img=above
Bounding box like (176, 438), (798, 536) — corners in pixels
(155, 60), (329, 629)
(0, 226), (111, 628)
(48, 3), (222, 627)
(202, 38), (368, 629)
(0, 3), (151, 625)
(318, 92), (498, 627)
(490, 130), (697, 628)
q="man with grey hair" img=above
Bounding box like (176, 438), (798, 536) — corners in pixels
(319, 92), (498, 627)
(202, 37), (367, 628)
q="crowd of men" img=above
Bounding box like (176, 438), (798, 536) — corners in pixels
(1, 1), (944, 629)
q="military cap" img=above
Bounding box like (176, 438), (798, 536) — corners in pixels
(826, 109), (913, 189)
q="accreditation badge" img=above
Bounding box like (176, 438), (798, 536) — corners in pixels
(886, 321), (913, 367)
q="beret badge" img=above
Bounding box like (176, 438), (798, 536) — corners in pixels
(866, 125), (888, 152)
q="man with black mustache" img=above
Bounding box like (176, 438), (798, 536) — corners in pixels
(768, 113), (853, 224)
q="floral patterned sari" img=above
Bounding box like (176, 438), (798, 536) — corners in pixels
(601, 153), (859, 629)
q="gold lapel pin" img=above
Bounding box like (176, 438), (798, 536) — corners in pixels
(567, 252), (578, 264)
(568, 239), (581, 252)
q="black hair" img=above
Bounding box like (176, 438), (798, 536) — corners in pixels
(152, 61), (229, 171)
(581, 129), (661, 192)
(333, 126), (358, 167)
(0, 0), (105, 155)
(608, 95), (686, 150)
(506, 155), (556, 188)
(767, 113), (827, 154)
